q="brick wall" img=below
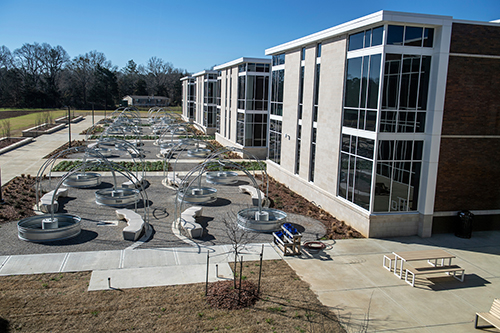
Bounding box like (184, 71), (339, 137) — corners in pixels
(434, 138), (500, 211)
(450, 23), (500, 56)
(442, 56), (500, 135)
(436, 23), (500, 213)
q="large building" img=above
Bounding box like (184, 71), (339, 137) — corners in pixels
(213, 57), (271, 159)
(264, 11), (500, 238)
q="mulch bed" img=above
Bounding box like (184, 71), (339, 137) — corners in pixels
(261, 176), (364, 239)
(206, 280), (259, 310)
(43, 140), (87, 159)
(0, 175), (38, 224)
(0, 138), (24, 150)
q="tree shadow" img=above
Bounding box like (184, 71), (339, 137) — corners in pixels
(0, 317), (9, 333)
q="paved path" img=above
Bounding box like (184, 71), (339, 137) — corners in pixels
(285, 231), (500, 332)
(0, 243), (281, 290)
(0, 116), (101, 185)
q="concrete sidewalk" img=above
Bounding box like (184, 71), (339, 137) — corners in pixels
(0, 243), (281, 291)
(0, 116), (100, 185)
(285, 231), (500, 332)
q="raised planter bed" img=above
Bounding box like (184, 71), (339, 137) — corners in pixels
(54, 115), (84, 124)
(22, 123), (66, 137)
(0, 137), (33, 154)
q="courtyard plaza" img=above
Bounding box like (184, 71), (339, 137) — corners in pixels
(0, 116), (498, 332)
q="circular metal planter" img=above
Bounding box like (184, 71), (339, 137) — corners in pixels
(187, 148), (211, 158)
(180, 138), (197, 147)
(93, 147), (112, 157)
(98, 137), (117, 147)
(17, 214), (82, 242)
(237, 208), (287, 233)
(178, 187), (217, 204)
(114, 142), (129, 151)
(95, 188), (140, 207)
(206, 171), (238, 185)
(63, 172), (101, 188)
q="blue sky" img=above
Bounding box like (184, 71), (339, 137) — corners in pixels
(0, 0), (498, 73)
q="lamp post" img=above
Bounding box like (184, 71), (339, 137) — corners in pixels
(67, 106), (71, 148)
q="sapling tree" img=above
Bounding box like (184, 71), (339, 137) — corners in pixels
(222, 211), (257, 289)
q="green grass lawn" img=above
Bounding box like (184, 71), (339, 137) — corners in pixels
(0, 106), (182, 136)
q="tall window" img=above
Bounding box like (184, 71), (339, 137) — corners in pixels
(245, 114), (267, 147)
(380, 54), (431, 133)
(269, 119), (282, 164)
(313, 64), (320, 122)
(295, 124), (301, 174)
(236, 112), (244, 145)
(271, 69), (284, 116)
(338, 135), (374, 210)
(374, 140), (423, 212)
(343, 54), (381, 131)
(309, 127), (317, 182)
(298, 66), (304, 119)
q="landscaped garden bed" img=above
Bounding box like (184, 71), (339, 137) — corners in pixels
(21, 122), (66, 137)
(0, 137), (33, 154)
(0, 175), (38, 224)
(54, 115), (84, 124)
(261, 176), (364, 240)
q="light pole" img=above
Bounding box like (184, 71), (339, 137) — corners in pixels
(67, 106), (71, 148)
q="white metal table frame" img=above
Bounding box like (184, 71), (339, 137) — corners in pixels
(393, 250), (455, 279)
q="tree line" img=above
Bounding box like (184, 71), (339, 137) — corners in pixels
(0, 43), (189, 109)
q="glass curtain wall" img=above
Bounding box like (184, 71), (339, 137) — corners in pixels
(269, 54), (285, 164)
(236, 63), (270, 148)
(338, 24), (433, 212)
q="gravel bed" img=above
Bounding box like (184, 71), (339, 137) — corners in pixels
(0, 176), (326, 256)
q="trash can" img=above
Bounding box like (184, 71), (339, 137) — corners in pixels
(455, 210), (474, 238)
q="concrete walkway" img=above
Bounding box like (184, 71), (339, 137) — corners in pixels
(0, 116), (101, 185)
(0, 243), (281, 290)
(285, 231), (500, 332)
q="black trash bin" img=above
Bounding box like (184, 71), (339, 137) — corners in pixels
(455, 210), (474, 238)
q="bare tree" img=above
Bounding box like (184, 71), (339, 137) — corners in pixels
(222, 211), (257, 288)
(145, 56), (172, 96)
(0, 46), (12, 69)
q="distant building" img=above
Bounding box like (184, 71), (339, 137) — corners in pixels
(213, 57), (271, 159)
(181, 70), (219, 135)
(122, 95), (169, 107)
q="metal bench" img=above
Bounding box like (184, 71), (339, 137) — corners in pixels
(404, 264), (465, 287)
(475, 299), (500, 330)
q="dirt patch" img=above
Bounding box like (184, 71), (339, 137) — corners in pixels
(0, 138), (24, 150)
(261, 176), (364, 240)
(0, 110), (45, 121)
(0, 260), (344, 333)
(0, 175), (38, 224)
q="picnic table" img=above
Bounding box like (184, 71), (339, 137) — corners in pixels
(393, 249), (455, 279)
